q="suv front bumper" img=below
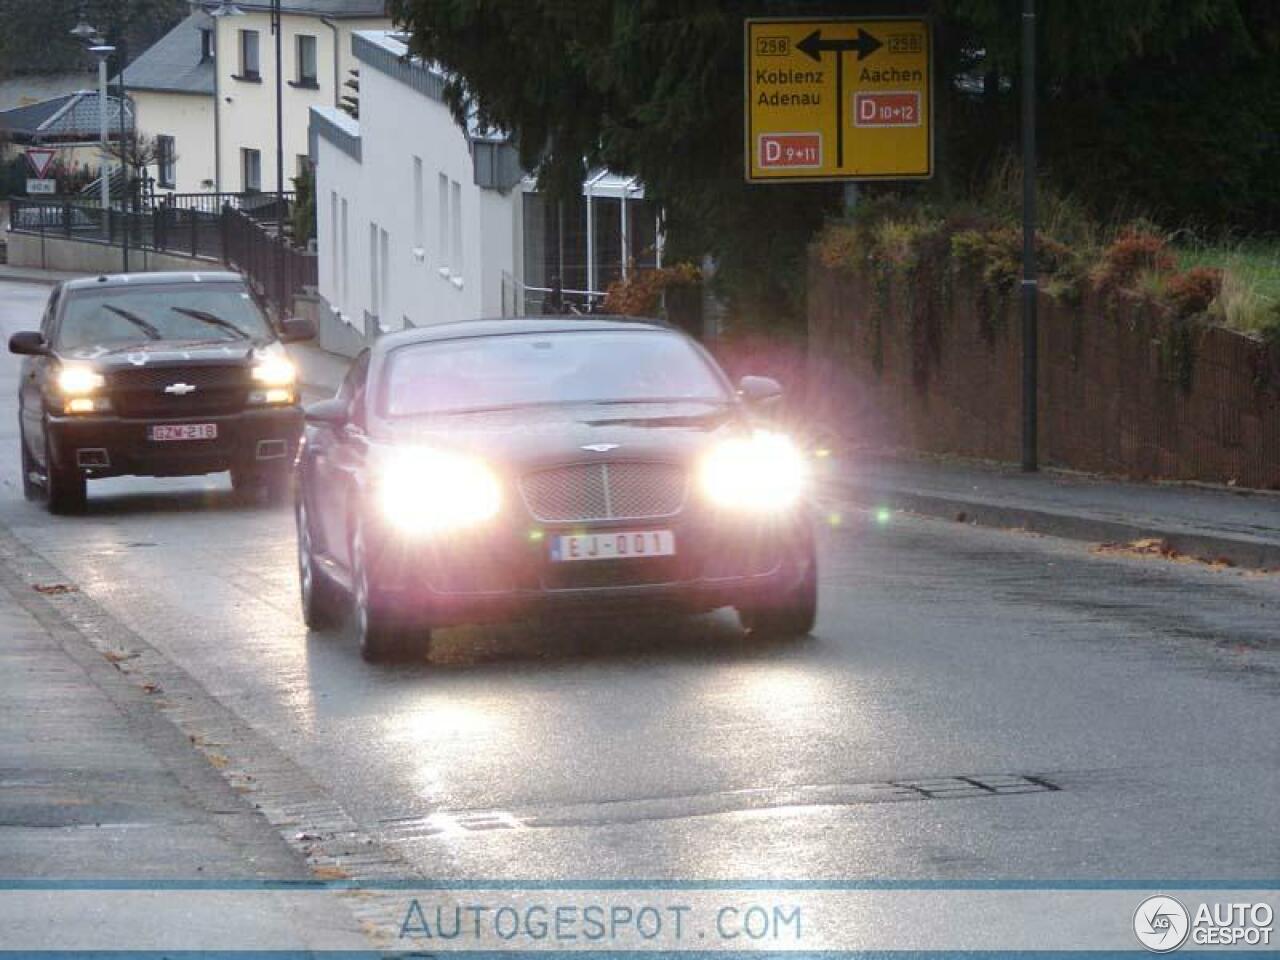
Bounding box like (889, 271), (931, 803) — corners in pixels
(46, 406), (303, 479)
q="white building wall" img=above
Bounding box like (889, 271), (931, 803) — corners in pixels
(313, 33), (521, 336)
(131, 90), (216, 194)
(314, 126), (362, 323)
(214, 12), (389, 194)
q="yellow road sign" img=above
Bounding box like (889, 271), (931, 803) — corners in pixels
(745, 17), (932, 182)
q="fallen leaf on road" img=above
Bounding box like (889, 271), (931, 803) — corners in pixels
(33, 583), (78, 595)
(1094, 537), (1183, 560)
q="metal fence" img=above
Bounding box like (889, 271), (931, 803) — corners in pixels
(7, 198), (315, 316)
(149, 191), (295, 216)
(222, 206), (317, 315)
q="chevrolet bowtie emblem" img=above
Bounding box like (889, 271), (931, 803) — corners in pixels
(581, 443), (620, 453)
(164, 382), (197, 396)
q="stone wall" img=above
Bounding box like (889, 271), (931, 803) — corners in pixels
(808, 263), (1280, 489)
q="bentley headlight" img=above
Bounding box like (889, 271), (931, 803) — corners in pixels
(699, 431), (808, 511)
(378, 447), (502, 535)
(57, 365), (105, 396)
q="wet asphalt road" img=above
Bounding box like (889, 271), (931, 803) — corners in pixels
(2, 279), (1278, 883)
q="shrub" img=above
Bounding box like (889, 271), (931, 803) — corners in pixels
(601, 263), (700, 317)
(1164, 266), (1223, 318)
(1093, 227), (1176, 292)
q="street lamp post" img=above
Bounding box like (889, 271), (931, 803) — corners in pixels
(1020, 0), (1039, 472)
(271, 0), (285, 313)
(71, 19), (114, 229)
(208, 2), (246, 195)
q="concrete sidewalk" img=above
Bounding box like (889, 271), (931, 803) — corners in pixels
(0, 550), (371, 951)
(823, 453), (1280, 569)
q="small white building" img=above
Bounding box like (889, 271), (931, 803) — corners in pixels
(310, 30), (663, 352)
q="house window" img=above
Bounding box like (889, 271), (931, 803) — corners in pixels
(241, 148), (261, 192)
(238, 29), (260, 80)
(369, 222), (380, 316)
(380, 228), (390, 321)
(200, 28), (214, 63)
(156, 135), (176, 188)
(295, 34), (318, 87)
(437, 173), (449, 272)
(412, 156), (424, 253)
(450, 179), (463, 281)
(340, 196), (349, 303)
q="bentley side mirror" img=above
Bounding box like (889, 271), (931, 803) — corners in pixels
(9, 331), (50, 356)
(737, 375), (784, 408)
(304, 397), (348, 426)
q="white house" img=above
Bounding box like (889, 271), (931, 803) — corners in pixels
(309, 30), (663, 352)
(309, 30), (526, 345)
(125, 11), (217, 193)
(127, 0), (390, 197)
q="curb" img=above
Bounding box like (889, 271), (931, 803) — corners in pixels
(825, 479), (1280, 571)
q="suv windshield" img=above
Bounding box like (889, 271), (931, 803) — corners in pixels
(382, 329), (730, 417)
(56, 283), (275, 350)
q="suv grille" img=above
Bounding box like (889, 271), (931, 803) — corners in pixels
(520, 461), (687, 522)
(109, 364), (249, 419)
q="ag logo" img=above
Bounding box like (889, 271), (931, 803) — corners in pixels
(1134, 895), (1190, 952)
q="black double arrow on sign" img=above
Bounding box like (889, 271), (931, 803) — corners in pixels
(795, 27), (883, 168)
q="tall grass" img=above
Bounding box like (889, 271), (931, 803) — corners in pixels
(963, 158), (1280, 339)
(1177, 242), (1280, 338)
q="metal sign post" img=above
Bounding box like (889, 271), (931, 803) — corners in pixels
(1021, 0), (1038, 472)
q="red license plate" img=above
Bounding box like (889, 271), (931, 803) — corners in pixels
(149, 423), (218, 442)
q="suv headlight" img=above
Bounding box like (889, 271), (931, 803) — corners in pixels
(378, 447), (503, 535)
(698, 431), (808, 511)
(249, 356), (297, 404)
(57, 365), (105, 396)
(56, 365), (111, 414)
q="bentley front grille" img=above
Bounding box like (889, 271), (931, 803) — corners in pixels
(520, 461), (687, 523)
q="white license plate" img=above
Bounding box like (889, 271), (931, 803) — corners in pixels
(149, 423), (218, 442)
(551, 530), (676, 562)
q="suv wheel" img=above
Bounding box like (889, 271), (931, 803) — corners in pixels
(20, 434), (40, 502)
(232, 464), (292, 506)
(296, 498), (341, 630)
(43, 426), (86, 515)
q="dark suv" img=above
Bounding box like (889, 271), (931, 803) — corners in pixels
(9, 271), (314, 513)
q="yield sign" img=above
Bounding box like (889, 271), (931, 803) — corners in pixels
(25, 148), (57, 179)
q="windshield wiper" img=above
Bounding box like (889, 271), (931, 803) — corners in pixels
(170, 307), (250, 340)
(102, 305), (162, 340)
